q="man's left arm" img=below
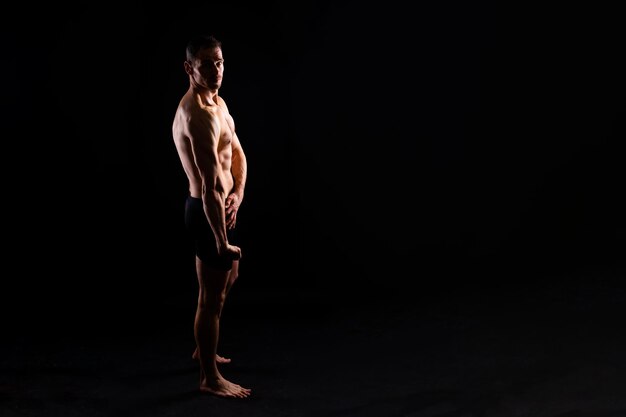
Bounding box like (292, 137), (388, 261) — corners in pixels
(226, 132), (247, 228)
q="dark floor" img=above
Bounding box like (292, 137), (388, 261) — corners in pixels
(3, 265), (626, 417)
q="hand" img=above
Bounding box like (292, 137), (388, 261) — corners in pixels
(225, 193), (242, 229)
(222, 243), (242, 260)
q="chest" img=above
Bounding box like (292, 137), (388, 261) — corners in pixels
(216, 108), (235, 148)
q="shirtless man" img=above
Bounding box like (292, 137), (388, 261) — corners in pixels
(172, 34), (251, 399)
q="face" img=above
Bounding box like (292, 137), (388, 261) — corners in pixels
(187, 46), (224, 90)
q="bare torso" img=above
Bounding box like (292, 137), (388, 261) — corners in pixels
(172, 90), (236, 198)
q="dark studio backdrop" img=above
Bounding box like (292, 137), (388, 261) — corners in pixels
(2, 2), (624, 333)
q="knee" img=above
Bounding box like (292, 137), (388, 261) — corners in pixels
(198, 291), (226, 313)
(229, 273), (239, 285)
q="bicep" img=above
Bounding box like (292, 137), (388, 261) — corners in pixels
(231, 132), (246, 161)
(187, 113), (221, 187)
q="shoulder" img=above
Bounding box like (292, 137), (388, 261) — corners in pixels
(216, 95), (230, 111)
(177, 96), (218, 127)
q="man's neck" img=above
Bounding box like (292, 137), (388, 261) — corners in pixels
(191, 86), (219, 106)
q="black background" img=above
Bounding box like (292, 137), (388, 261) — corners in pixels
(3, 1), (625, 332)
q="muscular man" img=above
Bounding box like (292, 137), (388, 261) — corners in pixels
(172, 34), (251, 399)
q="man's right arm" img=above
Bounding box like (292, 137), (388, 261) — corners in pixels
(186, 110), (231, 253)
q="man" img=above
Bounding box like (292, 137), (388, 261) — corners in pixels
(172, 34), (251, 399)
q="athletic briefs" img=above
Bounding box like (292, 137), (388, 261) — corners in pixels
(184, 195), (238, 271)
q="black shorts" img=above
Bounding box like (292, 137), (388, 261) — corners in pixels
(184, 196), (238, 271)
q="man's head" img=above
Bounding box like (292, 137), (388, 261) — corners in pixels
(185, 35), (222, 61)
(184, 35), (224, 91)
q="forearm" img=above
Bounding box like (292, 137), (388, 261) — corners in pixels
(202, 188), (229, 251)
(231, 150), (247, 199)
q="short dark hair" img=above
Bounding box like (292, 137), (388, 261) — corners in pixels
(186, 35), (222, 61)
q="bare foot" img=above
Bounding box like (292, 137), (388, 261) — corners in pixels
(192, 347), (231, 364)
(200, 376), (251, 398)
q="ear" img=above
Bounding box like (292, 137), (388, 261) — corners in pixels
(183, 60), (193, 75)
